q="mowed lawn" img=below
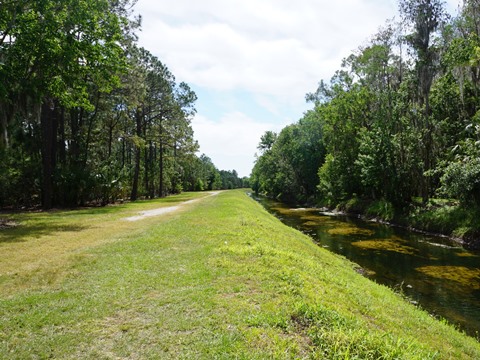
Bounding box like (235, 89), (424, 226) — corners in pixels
(1, 190), (479, 359)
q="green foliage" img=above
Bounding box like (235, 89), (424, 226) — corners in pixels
(257, 130), (277, 153)
(194, 178), (204, 191)
(0, 2), (239, 208)
(253, 0), (480, 233)
(219, 169), (243, 189)
(0, 147), (41, 207)
(356, 127), (394, 199)
(437, 119), (480, 206)
(252, 112), (325, 203)
(366, 199), (395, 221)
(405, 199), (480, 245)
(317, 154), (344, 205)
(439, 159), (480, 206)
(182, 154), (244, 192)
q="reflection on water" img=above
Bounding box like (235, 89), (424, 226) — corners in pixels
(253, 195), (480, 338)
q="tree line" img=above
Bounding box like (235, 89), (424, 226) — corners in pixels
(0, 0), (245, 210)
(252, 0), (480, 212)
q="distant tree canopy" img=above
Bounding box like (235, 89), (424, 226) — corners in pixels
(252, 0), (480, 209)
(0, 0), (244, 209)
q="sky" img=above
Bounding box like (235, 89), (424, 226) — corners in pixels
(134, 0), (461, 177)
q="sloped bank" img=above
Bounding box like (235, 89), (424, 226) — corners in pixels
(1, 190), (479, 358)
(214, 190), (479, 358)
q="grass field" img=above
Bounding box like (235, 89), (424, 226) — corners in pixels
(1, 190), (479, 359)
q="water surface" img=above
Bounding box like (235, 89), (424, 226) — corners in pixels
(253, 195), (480, 338)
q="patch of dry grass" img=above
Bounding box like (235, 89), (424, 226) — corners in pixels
(0, 192), (208, 294)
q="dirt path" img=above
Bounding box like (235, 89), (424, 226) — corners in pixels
(124, 191), (220, 221)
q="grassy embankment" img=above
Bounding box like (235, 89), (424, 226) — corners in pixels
(1, 190), (479, 359)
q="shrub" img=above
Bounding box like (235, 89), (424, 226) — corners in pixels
(366, 199), (395, 221)
(439, 158), (480, 206)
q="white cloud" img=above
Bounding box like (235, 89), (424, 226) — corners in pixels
(135, 0), (463, 177)
(136, 0), (398, 100)
(192, 112), (286, 177)
(137, 0), (462, 98)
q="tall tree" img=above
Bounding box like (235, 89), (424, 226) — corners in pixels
(0, 1), (218, 210)
(0, 0), (135, 208)
(400, 0), (447, 202)
(257, 131), (277, 154)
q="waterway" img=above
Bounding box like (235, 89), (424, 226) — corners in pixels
(253, 195), (480, 339)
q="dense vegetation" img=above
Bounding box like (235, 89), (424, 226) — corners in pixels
(0, 0), (246, 210)
(251, 0), (480, 244)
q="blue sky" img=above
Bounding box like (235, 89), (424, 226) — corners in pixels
(134, 0), (461, 177)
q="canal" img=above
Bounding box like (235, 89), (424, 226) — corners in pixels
(253, 195), (480, 339)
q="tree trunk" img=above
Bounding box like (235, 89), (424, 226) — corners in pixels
(159, 119), (165, 198)
(159, 141), (164, 198)
(40, 98), (58, 210)
(108, 124), (113, 158)
(145, 140), (157, 199)
(131, 147), (141, 201)
(172, 140), (178, 193)
(422, 96), (433, 204)
(57, 106), (67, 206)
(121, 136), (125, 169)
(58, 107), (66, 164)
(130, 108), (142, 201)
(0, 113), (8, 149)
(144, 141), (149, 197)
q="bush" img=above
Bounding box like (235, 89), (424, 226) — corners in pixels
(366, 199), (395, 221)
(194, 179), (204, 191)
(317, 154), (343, 205)
(439, 158), (480, 206)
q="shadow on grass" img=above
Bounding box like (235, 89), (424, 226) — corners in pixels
(125, 192), (207, 206)
(61, 206), (126, 217)
(58, 193), (204, 216)
(0, 222), (90, 244)
(0, 192), (209, 243)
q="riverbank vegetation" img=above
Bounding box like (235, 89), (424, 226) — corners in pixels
(0, 1), (247, 210)
(251, 0), (480, 247)
(1, 190), (479, 358)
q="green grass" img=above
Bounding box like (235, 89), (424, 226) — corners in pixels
(406, 201), (480, 242)
(1, 190), (479, 358)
